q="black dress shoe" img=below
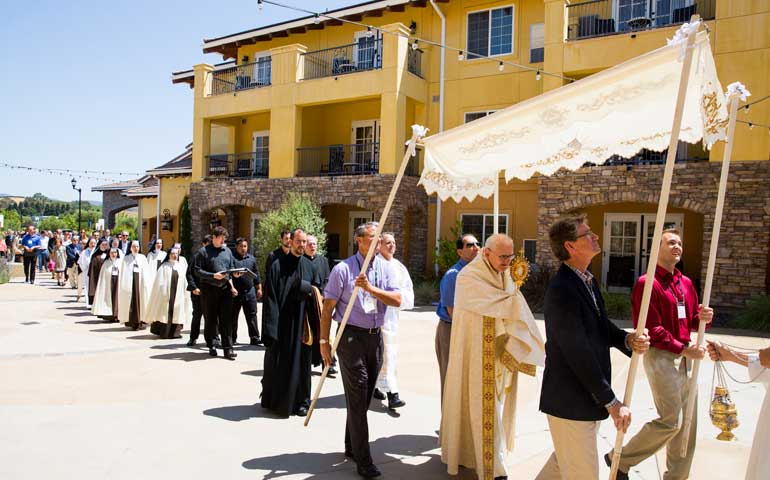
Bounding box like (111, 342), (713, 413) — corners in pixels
(387, 392), (406, 409)
(328, 365), (338, 375)
(213, 338), (222, 349)
(224, 349), (237, 360)
(187, 338), (197, 347)
(250, 336), (263, 346)
(356, 463), (381, 478)
(296, 406), (308, 417)
(344, 450), (354, 459)
(604, 453), (629, 480)
(373, 388), (386, 400)
(208, 347), (217, 357)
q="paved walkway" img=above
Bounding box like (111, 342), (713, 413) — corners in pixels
(0, 276), (765, 479)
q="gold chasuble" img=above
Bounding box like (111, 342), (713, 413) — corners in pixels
(440, 254), (545, 479)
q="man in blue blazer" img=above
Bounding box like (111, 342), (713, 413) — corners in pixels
(536, 215), (649, 479)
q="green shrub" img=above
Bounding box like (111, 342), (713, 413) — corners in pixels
(254, 192), (327, 279)
(414, 280), (440, 306)
(733, 295), (770, 332)
(435, 220), (463, 275)
(0, 257), (10, 285)
(601, 289), (632, 320)
(114, 213), (137, 240)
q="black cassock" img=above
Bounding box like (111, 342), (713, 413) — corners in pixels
(260, 253), (319, 417)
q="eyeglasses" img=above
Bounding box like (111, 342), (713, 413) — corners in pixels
(576, 229), (596, 239)
(464, 242), (480, 248)
(488, 251), (515, 261)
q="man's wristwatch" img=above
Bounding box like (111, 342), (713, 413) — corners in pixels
(319, 339), (329, 345)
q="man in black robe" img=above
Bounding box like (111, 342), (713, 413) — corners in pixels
(260, 229), (291, 340)
(231, 237), (263, 346)
(187, 235), (220, 347)
(305, 234), (336, 374)
(261, 228), (320, 417)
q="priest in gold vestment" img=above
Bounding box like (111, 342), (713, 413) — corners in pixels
(440, 234), (545, 480)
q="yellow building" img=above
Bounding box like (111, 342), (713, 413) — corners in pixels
(172, 0), (769, 308)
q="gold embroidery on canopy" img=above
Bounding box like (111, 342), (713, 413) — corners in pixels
(421, 171), (497, 193)
(482, 316), (496, 480)
(458, 127), (530, 155)
(702, 91), (728, 137)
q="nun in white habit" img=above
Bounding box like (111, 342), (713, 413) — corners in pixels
(146, 246), (191, 339)
(92, 248), (122, 321)
(119, 241), (152, 330)
(77, 238), (96, 304)
(146, 238), (167, 273)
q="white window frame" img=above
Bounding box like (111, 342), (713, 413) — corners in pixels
(529, 23), (544, 63)
(522, 238), (537, 263)
(252, 130), (269, 176)
(464, 110), (498, 123)
(464, 5), (515, 60)
(252, 51), (271, 86)
(460, 213), (509, 241)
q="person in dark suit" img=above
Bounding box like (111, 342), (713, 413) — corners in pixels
(536, 215), (649, 480)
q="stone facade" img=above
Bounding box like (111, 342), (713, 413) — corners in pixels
(189, 175), (428, 274)
(537, 161), (770, 309)
(102, 190), (137, 229)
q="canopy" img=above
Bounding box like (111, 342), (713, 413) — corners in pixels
(419, 29), (728, 202)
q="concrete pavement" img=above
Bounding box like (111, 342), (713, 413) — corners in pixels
(0, 275), (765, 479)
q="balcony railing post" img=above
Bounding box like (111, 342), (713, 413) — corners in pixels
(210, 59), (273, 96)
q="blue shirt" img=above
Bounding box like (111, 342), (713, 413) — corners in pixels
(324, 251), (400, 329)
(436, 258), (468, 323)
(20, 233), (41, 256)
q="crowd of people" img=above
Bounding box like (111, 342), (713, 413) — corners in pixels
(6, 217), (768, 480)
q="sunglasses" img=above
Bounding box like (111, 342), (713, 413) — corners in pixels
(464, 242), (480, 248)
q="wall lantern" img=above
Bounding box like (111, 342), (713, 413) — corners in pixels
(161, 209), (174, 231)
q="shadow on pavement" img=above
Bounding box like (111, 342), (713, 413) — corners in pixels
(57, 306), (87, 310)
(127, 334), (160, 340)
(75, 319), (103, 324)
(150, 343), (192, 351)
(313, 393), (346, 410)
(203, 403), (285, 422)
(241, 369), (264, 377)
(90, 327), (130, 333)
(241, 433), (441, 479)
(66, 312), (94, 318)
(150, 351), (212, 362)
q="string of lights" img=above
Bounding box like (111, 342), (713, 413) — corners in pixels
(256, 0), (575, 82)
(736, 119), (770, 132)
(741, 93), (770, 114)
(1, 162), (140, 183)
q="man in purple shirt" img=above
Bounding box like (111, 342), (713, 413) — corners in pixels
(320, 221), (401, 479)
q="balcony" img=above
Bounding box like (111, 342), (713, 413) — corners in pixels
(584, 144), (708, 167)
(297, 142), (380, 176)
(211, 58), (272, 96)
(407, 47), (424, 78)
(301, 39), (383, 81)
(566, 0), (715, 41)
(206, 151), (269, 178)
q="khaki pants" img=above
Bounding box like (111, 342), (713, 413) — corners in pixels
(617, 347), (697, 479)
(434, 320), (451, 405)
(68, 265), (78, 288)
(536, 415), (600, 480)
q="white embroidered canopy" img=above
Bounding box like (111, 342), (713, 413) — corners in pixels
(418, 28), (728, 202)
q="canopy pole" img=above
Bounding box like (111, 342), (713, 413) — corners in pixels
(305, 129), (424, 426)
(678, 92), (740, 457)
(609, 18), (700, 480)
(493, 172), (500, 234)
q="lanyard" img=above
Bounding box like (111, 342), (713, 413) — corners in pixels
(668, 279), (684, 303)
(354, 255), (378, 288)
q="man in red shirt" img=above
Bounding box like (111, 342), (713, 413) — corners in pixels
(608, 229), (712, 479)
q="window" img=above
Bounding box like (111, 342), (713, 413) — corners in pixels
(253, 52), (271, 85)
(530, 23), (544, 63)
(523, 239), (537, 263)
(464, 110), (497, 123)
(461, 214), (508, 243)
(466, 6), (514, 59)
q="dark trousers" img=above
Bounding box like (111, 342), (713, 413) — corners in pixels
(232, 288), (259, 343)
(202, 286), (233, 349)
(23, 255), (36, 283)
(189, 292), (203, 340)
(337, 326), (383, 467)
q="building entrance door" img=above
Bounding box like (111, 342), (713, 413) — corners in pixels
(348, 211), (374, 257)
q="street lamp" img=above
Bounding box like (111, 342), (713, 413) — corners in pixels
(71, 178), (82, 234)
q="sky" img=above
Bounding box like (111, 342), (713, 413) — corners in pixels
(0, 0), (351, 202)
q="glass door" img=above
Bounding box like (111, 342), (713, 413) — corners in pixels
(602, 214), (641, 293)
(351, 120), (379, 173)
(353, 30), (381, 70)
(614, 0), (651, 32)
(252, 131), (269, 177)
(640, 213), (684, 275)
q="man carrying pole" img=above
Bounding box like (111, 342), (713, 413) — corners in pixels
(319, 222), (402, 478)
(606, 229), (711, 480)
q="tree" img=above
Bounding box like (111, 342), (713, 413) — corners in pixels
(0, 209), (21, 231)
(435, 220), (463, 275)
(254, 192), (327, 279)
(114, 213), (138, 240)
(179, 196), (193, 258)
(37, 216), (69, 232)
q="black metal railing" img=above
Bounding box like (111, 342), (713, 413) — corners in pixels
(296, 142), (379, 176)
(408, 47), (424, 78)
(566, 0), (716, 41)
(206, 151), (269, 178)
(301, 39), (383, 81)
(585, 146), (708, 167)
(211, 58), (272, 95)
